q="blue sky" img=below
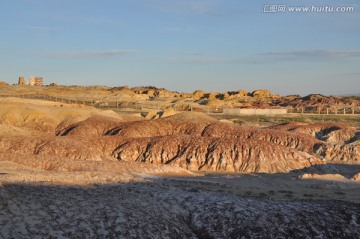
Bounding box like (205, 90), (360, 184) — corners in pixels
(0, 0), (359, 95)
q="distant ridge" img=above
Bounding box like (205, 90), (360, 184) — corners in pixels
(333, 92), (360, 97)
(340, 93), (360, 97)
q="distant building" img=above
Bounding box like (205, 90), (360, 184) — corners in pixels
(29, 76), (43, 86)
(18, 76), (26, 85)
(29, 76), (35, 85)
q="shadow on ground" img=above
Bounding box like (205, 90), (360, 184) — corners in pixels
(291, 163), (360, 178)
(1, 180), (360, 238)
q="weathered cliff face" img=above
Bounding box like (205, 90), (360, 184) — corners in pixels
(110, 135), (319, 173)
(0, 134), (321, 174)
(267, 122), (360, 162)
(201, 123), (326, 155)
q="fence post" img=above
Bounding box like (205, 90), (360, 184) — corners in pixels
(343, 108), (346, 115)
(326, 108), (329, 115)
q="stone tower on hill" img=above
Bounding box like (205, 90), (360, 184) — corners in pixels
(18, 76), (26, 85)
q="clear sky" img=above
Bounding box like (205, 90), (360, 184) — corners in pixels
(0, 0), (359, 96)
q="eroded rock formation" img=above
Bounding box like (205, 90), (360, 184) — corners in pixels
(268, 122), (360, 162)
(0, 99), (359, 173)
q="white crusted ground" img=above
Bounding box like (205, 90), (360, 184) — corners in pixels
(1, 179), (360, 239)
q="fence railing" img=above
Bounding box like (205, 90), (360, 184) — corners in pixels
(286, 106), (360, 115)
(0, 94), (359, 115)
(0, 93), (220, 113)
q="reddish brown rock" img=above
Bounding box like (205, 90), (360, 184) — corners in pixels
(1, 101), (358, 174)
(325, 141), (360, 162)
(111, 134), (321, 173)
(0, 136), (107, 161)
(268, 122), (359, 144)
(56, 115), (129, 136)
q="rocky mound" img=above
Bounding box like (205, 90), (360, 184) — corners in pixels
(0, 98), (141, 135)
(76, 116), (360, 166)
(0, 102), (58, 132)
(60, 112), (216, 137)
(268, 122), (360, 162)
(251, 89), (278, 98)
(56, 115), (133, 136)
(58, 114), (325, 156)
